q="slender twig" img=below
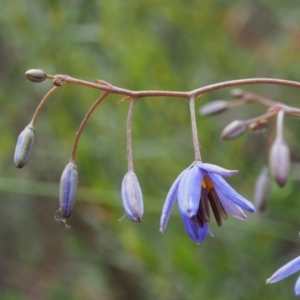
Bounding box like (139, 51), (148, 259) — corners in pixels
(245, 111), (277, 125)
(190, 78), (300, 97)
(241, 92), (278, 107)
(70, 92), (109, 162)
(275, 110), (285, 140)
(126, 98), (138, 172)
(50, 75), (300, 99)
(30, 86), (60, 125)
(283, 106), (300, 116)
(189, 95), (201, 161)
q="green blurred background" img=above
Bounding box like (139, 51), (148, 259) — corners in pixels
(1, 0), (300, 299)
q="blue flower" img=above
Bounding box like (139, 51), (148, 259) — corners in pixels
(267, 256), (300, 296)
(160, 161), (255, 243)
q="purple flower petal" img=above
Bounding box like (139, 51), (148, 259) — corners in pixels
(182, 216), (209, 244)
(178, 164), (203, 218)
(200, 162), (239, 177)
(218, 193), (247, 220)
(160, 169), (186, 233)
(267, 256), (300, 284)
(295, 275), (300, 296)
(209, 174), (255, 213)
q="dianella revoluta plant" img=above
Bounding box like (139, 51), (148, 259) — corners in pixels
(15, 68), (300, 295)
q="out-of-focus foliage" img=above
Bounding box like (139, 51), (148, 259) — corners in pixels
(1, 0), (300, 299)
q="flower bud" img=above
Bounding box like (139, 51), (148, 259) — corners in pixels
(14, 125), (35, 168)
(269, 138), (290, 187)
(199, 100), (229, 116)
(121, 171), (144, 222)
(253, 167), (271, 212)
(231, 88), (244, 99)
(59, 163), (78, 218)
(221, 120), (247, 140)
(248, 119), (268, 133)
(25, 69), (47, 83)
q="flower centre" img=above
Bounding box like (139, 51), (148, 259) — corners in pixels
(194, 175), (227, 227)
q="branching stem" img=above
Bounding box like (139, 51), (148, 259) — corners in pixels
(49, 75), (300, 99)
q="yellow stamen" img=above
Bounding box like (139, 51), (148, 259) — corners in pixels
(197, 174), (227, 227)
(201, 175), (214, 192)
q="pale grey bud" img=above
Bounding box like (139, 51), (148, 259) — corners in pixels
(269, 138), (290, 187)
(121, 171), (144, 222)
(221, 120), (247, 140)
(25, 69), (47, 83)
(199, 100), (229, 116)
(59, 163), (78, 218)
(231, 88), (244, 99)
(254, 167), (271, 212)
(14, 125), (35, 168)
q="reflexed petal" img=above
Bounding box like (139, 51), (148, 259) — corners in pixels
(200, 162), (239, 177)
(295, 276), (300, 296)
(160, 169), (186, 233)
(178, 164), (203, 218)
(218, 193), (247, 220)
(182, 216), (209, 244)
(209, 174), (255, 213)
(267, 256), (300, 284)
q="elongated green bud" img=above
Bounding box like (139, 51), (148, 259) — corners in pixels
(221, 120), (247, 140)
(59, 163), (78, 218)
(121, 171), (144, 222)
(25, 69), (47, 83)
(199, 100), (229, 116)
(14, 125), (35, 168)
(253, 167), (271, 212)
(269, 138), (290, 187)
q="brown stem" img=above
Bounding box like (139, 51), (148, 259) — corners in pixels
(50, 75), (300, 99)
(275, 110), (285, 140)
(190, 78), (300, 97)
(30, 86), (60, 125)
(126, 98), (138, 172)
(189, 96), (201, 161)
(70, 92), (109, 162)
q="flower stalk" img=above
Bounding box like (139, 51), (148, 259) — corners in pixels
(189, 96), (201, 161)
(70, 92), (109, 162)
(31, 86), (61, 125)
(126, 98), (137, 172)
